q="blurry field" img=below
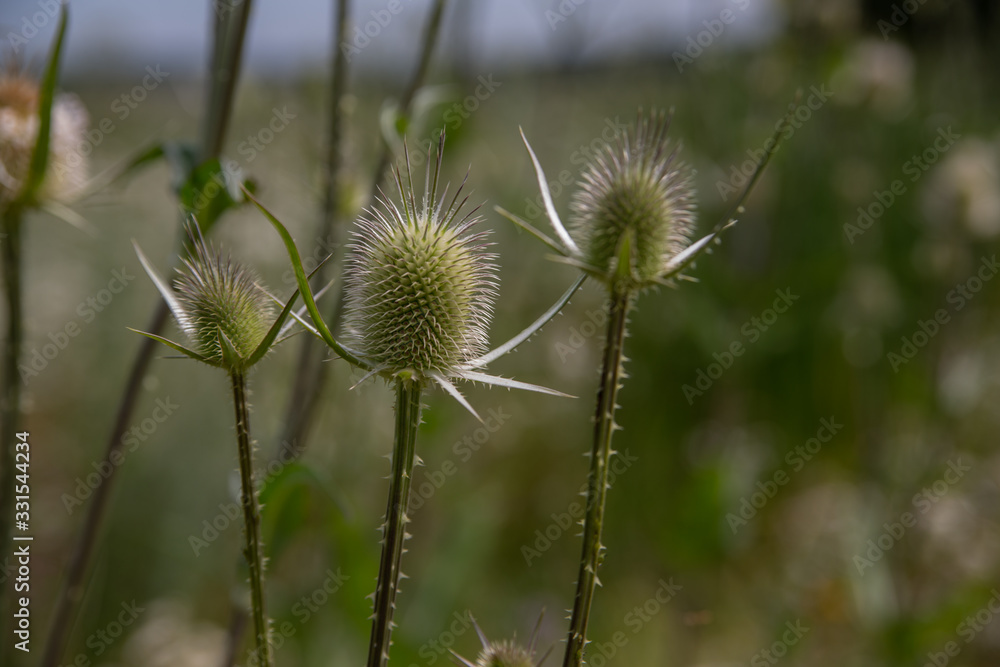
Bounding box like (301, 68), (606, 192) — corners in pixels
(22, 6), (1000, 667)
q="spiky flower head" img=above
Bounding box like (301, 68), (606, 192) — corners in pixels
(132, 224), (296, 375)
(344, 136), (498, 382)
(451, 614), (550, 667)
(0, 67), (88, 207)
(570, 109), (697, 291)
(172, 238), (275, 370)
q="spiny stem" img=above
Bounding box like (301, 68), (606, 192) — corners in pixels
(40, 4), (254, 663)
(0, 207), (23, 659)
(563, 288), (632, 667)
(367, 379), (423, 667)
(279, 0), (447, 459)
(231, 370), (273, 667)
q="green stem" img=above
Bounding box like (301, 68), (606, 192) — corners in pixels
(563, 288), (632, 667)
(231, 371), (272, 667)
(369, 0), (448, 194)
(0, 207), (23, 659)
(278, 0), (352, 458)
(367, 379), (422, 667)
(40, 4), (254, 663)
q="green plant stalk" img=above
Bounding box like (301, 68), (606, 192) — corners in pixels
(369, 0), (448, 194)
(367, 379), (422, 667)
(563, 287), (632, 667)
(280, 0), (448, 457)
(231, 370), (273, 667)
(278, 0), (351, 458)
(0, 209), (24, 637)
(40, 4), (254, 665)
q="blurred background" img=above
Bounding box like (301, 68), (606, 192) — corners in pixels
(4, 0), (1000, 665)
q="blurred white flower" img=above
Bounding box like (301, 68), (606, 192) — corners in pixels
(831, 39), (914, 116)
(120, 600), (225, 667)
(0, 69), (88, 208)
(922, 137), (1000, 238)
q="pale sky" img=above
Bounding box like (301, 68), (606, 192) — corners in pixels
(0, 0), (780, 78)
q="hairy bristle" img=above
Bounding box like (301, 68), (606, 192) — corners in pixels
(570, 109), (697, 288)
(174, 239), (274, 369)
(343, 139), (498, 378)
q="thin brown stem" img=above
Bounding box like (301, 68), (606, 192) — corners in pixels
(369, 0), (448, 195)
(278, 0), (352, 459)
(40, 3), (254, 663)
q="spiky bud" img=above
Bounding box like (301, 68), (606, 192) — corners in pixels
(472, 640), (536, 667)
(0, 68), (88, 207)
(570, 109), (696, 290)
(173, 238), (275, 371)
(344, 141), (498, 380)
(452, 613), (550, 667)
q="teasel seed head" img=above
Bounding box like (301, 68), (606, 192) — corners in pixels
(451, 612), (550, 667)
(344, 134), (498, 382)
(570, 109), (696, 291)
(172, 237), (275, 371)
(0, 67), (89, 207)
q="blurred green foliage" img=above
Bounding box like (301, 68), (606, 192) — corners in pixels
(26, 8), (1000, 667)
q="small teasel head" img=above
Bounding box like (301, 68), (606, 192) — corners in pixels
(132, 222), (293, 374)
(172, 234), (275, 371)
(569, 109), (696, 291)
(343, 133), (498, 382)
(451, 612), (551, 667)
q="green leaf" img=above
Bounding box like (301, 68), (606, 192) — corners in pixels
(259, 460), (348, 559)
(178, 159), (252, 235)
(245, 285), (302, 368)
(19, 3), (68, 206)
(79, 142), (167, 198)
(243, 187), (372, 371)
(127, 328), (215, 366)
